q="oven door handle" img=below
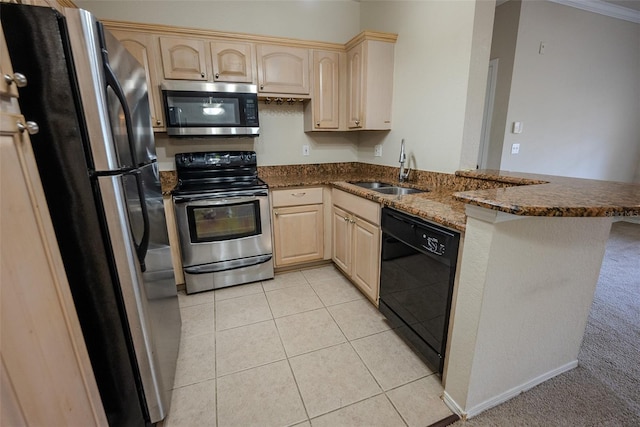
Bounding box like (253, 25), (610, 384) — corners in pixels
(173, 192), (267, 204)
(184, 254), (273, 275)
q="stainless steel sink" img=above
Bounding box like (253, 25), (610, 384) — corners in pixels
(375, 186), (425, 196)
(350, 181), (393, 190)
(350, 181), (427, 195)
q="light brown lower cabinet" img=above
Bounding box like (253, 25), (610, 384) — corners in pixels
(271, 187), (325, 268)
(1, 111), (107, 426)
(331, 189), (381, 304)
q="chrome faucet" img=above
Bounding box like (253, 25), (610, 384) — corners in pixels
(399, 139), (410, 182)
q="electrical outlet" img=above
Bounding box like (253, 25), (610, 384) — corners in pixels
(511, 143), (520, 155)
(374, 145), (382, 157)
(302, 145), (310, 156)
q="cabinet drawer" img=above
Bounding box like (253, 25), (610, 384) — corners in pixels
(332, 188), (380, 226)
(272, 187), (323, 207)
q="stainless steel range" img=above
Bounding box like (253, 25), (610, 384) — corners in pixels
(172, 151), (274, 294)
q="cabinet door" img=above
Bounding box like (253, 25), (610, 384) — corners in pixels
(211, 40), (254, 83)
(1, 112), (107, 426)
(346, 42), (364, 129)
(256, 44), (309, 95)
(273, 204), (323, 267)
(159, 36), (207, 80)
(311, 50), (340, 129)
(0, 23), (19, 98)
(332, 205), (351, 275)
(347, 39), (394, 130)
(110, 31), (164, 129)
(351, 216), (381, 304)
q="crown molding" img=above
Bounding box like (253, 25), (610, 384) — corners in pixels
(548, 0), (640, 23)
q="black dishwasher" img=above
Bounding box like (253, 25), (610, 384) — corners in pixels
(379, 207), (460, 374)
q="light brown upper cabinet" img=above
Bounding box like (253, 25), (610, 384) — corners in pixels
(159, 36), (208, 80)
(256, 44), (310, 96)
(210, 41), (255, 83)
(109, 30), (165, 129)
(304, 49), (344, 131)
(346, 34), (396, 130)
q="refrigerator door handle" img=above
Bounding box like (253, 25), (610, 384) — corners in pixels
(97, 23), (139, 167)
(130, 170), (150, 271)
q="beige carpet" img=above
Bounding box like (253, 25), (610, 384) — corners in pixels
(451, 220), (640, 427)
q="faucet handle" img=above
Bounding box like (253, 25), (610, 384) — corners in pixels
(401, 167), (411, 182)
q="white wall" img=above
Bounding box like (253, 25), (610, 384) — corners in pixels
(487, 0), (521, 170)
(75, 0), (361, 43)
(357, 0), (488, 174)
(445, 207), (612, 416)
(497, 1), (640, 182)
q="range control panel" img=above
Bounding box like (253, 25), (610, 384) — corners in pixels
(175, 151), (257, 170)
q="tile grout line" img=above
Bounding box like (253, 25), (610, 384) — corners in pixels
(268, 271), (313, 425)
(176, 265), (445, 426)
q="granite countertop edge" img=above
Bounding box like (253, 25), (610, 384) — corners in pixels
(160, 169), (640, 232)
(453, 170), (640, 218)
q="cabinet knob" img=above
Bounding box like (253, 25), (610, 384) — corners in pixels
(4, 72), (27, 88)
(316, 122), (320, 127)
(156, 119), (161, 125)
(343, 216), (349, 222)
(274, 211), (279, 217)
(17, 120), (39, 135)
(201, 72), (205, 78)
(215, 73), (220, 79)
(349, 218), (355, 224)
(355, 120), (360, 126)
(260, 84), (264, 90)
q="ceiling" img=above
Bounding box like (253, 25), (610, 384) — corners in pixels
(601, 0), (640, 12)
(497, 0), (640, 23)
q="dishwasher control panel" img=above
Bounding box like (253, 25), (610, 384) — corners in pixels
(381, 207), (459, 264)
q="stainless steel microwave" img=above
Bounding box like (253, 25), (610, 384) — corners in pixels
(161, 81), (259, 137)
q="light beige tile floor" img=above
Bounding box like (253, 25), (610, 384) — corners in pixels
(161, 264), (453, 427)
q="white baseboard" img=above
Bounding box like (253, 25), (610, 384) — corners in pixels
(443, 360), (578, 419)
(442, 391), (465, 418)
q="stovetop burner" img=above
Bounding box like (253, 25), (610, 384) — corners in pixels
(172, 151), (267, 195)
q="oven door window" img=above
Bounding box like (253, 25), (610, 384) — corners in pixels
(187, 200), (261, 243)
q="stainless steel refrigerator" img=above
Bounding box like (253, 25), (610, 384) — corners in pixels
(1, 4), (181, 425)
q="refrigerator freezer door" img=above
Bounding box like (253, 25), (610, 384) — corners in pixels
(65, 9), (156, 172)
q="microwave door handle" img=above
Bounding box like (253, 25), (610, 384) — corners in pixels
(97, 24), (139, 167)
(130, 170), (151, 271)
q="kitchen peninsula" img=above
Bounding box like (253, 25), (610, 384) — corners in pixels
(161, 163), (639, 418)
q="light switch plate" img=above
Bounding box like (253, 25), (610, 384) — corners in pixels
(302, 145), (310, 156)
(511, 143), (520, 154)
(512, 121), (523, 134)
(374, 145), (382, 157)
